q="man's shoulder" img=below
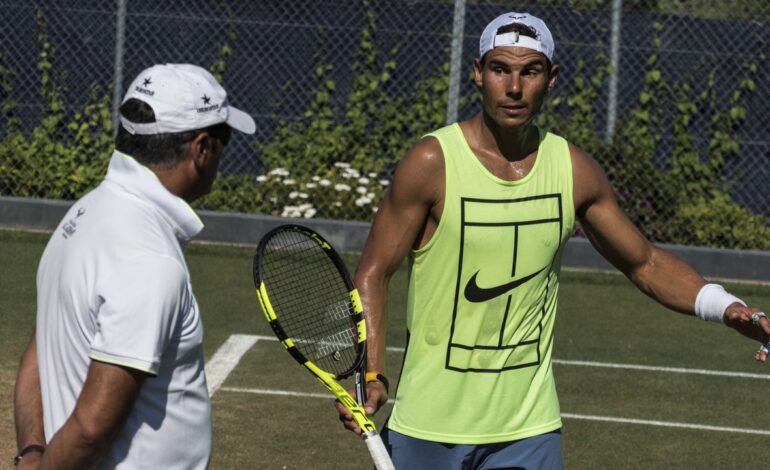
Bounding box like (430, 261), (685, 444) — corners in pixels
(402, 134), (444, 173)
(537, 127), (571, 148)
(423, 122), (460, 139)
(92, 180), (176, 230)
(70, 184), (181, 254)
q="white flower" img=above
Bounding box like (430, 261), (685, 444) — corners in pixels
(368, 172), (377, 178)
(289, 191), (299, 199)
(269, 197), (277, 203)
(282, 179), (295, 186)
(256, 175), (268, 183)
(344, 168), (361, 178)
(334, 202), (342, 207)
(281, 206), (302, 218)
(319, 179), (331, 187)
(367, 192), (375, 199)
(303, 208), (317, 218)
(379, 179), (390, 186)
(355, 196), (372, 207)
(312, 175), (321, 181)
(356, 187), (367, 195)
(305, 183), (317, 189)
(358, 177), (370, 185)
(334, 162), (351, 169)
(269, 168), (290, 176)
(298, 192), (309, 199)
(335, 183), (351, 192)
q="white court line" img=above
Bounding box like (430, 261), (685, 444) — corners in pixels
(220, 386), (396, 403)
(383, 345), (770, 381)
(551, 358), (770, 380)
(205, 334), (770, 436)
(220, 386), (770, 436)
(211, 334), (770, 382)
(559, 413), (770, 436)
(205, 334), (259, 396)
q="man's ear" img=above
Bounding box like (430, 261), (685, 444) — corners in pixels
(473, 58), (484, 87)
(189, 131), (213, 169)
(547, 64), (560, 92)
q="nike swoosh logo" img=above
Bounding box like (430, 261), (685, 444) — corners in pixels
(463, 267), (546, 303)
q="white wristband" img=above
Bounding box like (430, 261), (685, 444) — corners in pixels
(694, 283), (745, 323)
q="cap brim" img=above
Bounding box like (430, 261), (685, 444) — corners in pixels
(226, 106), (256, 134)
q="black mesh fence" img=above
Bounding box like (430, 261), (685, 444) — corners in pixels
(1, 0), (768, 248)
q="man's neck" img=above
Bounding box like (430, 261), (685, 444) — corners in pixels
(471, 113), (540, 162)
(149, 163), (195, 202)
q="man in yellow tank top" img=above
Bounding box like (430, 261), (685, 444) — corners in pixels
(336, 11), (770, 469)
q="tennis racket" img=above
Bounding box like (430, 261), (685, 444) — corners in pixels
(253, 224), (394, 470)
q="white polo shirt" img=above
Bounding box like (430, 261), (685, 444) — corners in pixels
(36, 151), (211, 469)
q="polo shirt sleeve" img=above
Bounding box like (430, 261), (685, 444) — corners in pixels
(90, 254), (190, 375)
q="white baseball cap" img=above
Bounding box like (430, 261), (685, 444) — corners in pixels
(479, 12), (555, 61)
(120, 63), (256, 135)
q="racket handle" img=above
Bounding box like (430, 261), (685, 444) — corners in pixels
(363, 431), (395, 470)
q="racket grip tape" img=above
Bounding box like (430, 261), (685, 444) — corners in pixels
(362, 431), (395, 470)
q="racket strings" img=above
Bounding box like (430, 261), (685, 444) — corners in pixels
(259, 231), (359, 377)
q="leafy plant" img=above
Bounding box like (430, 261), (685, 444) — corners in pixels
(201, 161), (390, 220)
(0, 11), (113, 200)
(551, 19), (768, 247)
(229, 0), (456, 220)
(667, 193), (770, 250)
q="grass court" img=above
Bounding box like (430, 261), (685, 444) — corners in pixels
(2, 229), (769, 469)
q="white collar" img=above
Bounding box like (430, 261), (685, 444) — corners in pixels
(104, 151), (204, 241)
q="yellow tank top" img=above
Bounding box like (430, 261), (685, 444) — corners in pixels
(388, 123), (575, 444)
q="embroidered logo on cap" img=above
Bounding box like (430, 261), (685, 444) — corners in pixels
(135, 76), (154, 96)
(197, 94), (220, 113)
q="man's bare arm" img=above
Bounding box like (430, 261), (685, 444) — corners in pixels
(336, 137), (444, 432)
(39, 360), (146, 469)
(572, 144), (770, 352)
(14, 330), (46, 468)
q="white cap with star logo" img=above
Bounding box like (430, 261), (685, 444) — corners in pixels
(120, 63), (256, 135)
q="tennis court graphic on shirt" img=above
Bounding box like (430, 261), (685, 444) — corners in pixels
(446, 194), (563, 373)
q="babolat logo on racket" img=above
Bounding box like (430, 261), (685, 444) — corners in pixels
(335, 393), (375, 433)
(316, 330), (355, 360)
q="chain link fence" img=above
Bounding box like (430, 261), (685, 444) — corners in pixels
(1, 0), (768, 249)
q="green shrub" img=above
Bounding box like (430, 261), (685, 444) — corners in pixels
(548, 20), (768, 249)
(229, 0), (456, 220)
(0, 11), (112, 200)
(668, 193), (770, 250)
(200, 162), (390, 220)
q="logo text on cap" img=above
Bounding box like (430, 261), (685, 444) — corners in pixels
(135, 76), (154, 96)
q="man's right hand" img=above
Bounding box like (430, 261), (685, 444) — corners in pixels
(335, 381), (389, 434)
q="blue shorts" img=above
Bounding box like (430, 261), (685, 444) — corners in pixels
(380, 427), (563, 470)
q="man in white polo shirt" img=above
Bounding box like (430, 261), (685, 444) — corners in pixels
(13, 63), (256, 469)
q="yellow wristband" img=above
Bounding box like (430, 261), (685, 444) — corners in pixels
(365, 371), (389, 393)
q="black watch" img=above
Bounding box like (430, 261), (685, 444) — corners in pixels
(13, 444), (45, 466)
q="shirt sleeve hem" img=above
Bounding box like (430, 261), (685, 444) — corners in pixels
(89, 351), (158, 376)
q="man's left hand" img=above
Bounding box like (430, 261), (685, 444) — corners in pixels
(723, 304), (770, 362)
